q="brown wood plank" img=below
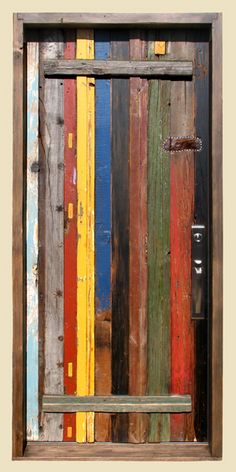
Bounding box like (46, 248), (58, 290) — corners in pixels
(129, 30), (148, 444)
(210, 14), (223, 459)
(23, 441), (212, 461)
(111, 30), (129, 443)
(12, 14), (26, 459)
(39, 29), (64, 441)
(170, 33), (196, 442)
(43, 59), (193, 77)
(18, 12), (218, 26)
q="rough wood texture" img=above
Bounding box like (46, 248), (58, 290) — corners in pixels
(39, 30), (64, 441)
(211, 15), (223, 459)
(23, 441), (212, 461)
(76, 29), (95, 443)
(43, 395), (191, 413)
(26, 41), (39, 440)
(147, 32), (171, 442)
(111, 30), (129, 443)
(194, 31), (210, 442)
(63, 29), (77, 443)
(44, 59), (193, 77)
(170, 34), (195, 441)
(95, 30), (112, 442)
(129, 30), (148, 444)
(18, 12), (218, 26)
(12, 14), (26, 459)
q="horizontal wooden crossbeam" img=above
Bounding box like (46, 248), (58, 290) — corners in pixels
(43, 395), (192, 413)
(44, 60), (193, 77)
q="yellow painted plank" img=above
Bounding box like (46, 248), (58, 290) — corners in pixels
(68, 203), (74, 220)
(76, 29), (95, 444)
(155, 41), (166, 55)
(68, 132), (73, 149)
(68, 362), (73, 378)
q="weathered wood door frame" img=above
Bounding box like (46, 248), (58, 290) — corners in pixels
(13, 12), (222, 461)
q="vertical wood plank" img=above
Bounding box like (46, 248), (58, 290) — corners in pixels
(129, 30), (148, 444)
(26, 41), (39, 440)
(63, 29), (77, 442)
(211, 15), (223, 458)
(147, 32), (171, 443)
(76, 29), (95, 443)
(111, 30), (130, 443)
(194, 31), (210, 442)
(39, 30), (64, 441)
(170, 34), (195, 441)
(13, 15), (26, 458)
(94, 30), (112, 442)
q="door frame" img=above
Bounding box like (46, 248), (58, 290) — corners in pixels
(13, 12), (222, 460)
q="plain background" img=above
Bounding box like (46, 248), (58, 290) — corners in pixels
(0, 0), (234, 469)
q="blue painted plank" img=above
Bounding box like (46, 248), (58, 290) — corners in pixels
(26, 42), (39, 440)
(95, 32), (111, 313)
(94, 31), (111, 441)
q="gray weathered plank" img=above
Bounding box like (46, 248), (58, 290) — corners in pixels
(39, 30), (64, 441)
(44, 59), (193, 77)
(43, 395), (192, 413)
(18, 12), (218, 26)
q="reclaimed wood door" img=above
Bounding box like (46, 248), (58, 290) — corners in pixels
(26, 27), (210, 444)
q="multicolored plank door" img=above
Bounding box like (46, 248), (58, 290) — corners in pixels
(129, 30), (148, 444)
(147, 32), (171, 442)
(95, 30), (112, 442)
(39, 30), (64, 441)
(170, 35), (195, 441)
(111, 30), (130, 443)
(63, 30), (77, 442)
(27, 41), (39, 440)
(76, 29), (95, 443)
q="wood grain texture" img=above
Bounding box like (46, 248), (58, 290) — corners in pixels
(12, 15), (26, 459)
(111, 30), (130, 443)
(26, 41), (39, 440)
(76, 29), (95, 443)
(129, 30), (148, 444)
(63, 29), (77, 443)
(211, 15), (223, 458)
(170, 35), (195, 441)
(44, 59), (193, 77)
(39, 30), (64, 441)
(18, 12), (218, 26)
(94, 30), (112, 442)
(147, 33), (171, 442)
(43, 395), (192, 413)
(24, 441), (212, 461)
(194, 31), (210, 443)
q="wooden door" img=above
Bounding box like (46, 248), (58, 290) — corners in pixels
(25, 27), (210, 445)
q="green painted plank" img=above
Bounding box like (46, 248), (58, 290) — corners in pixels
(147, 33), (171, 442)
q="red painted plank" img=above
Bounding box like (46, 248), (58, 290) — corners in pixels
(63, 30), (77, 442)
(129, 31), (148, 443)
(170, 153), (195, 440)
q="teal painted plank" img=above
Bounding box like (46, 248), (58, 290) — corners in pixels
(26, 41), (39, 440)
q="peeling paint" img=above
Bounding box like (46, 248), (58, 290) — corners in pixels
(26, 42), (39, 440)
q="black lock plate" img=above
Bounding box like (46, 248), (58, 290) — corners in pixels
(191, 225), (206, 320)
